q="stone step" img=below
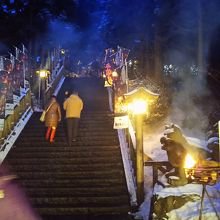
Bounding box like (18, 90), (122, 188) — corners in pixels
(30, 113), (113, 118)
(31, 195), (129, 207)
(24, 123), (114, 129)
(16, 169), (124, 180)
(17, 131), (117, 137)
(7, 156), (121, 165)
(38, 207), (130, 219)
(17, 135), (118, 142)
(30, 119), (113, 123)
(9, 145), (119, 152)
(23, 124), (114, 131)
(8, 151), (121, 159)
(25, 186), (127, 197)
(7, 162), (123, 172)
(13, 139), (119, 147)
(31, 116), (113, 121)
(21, 178), (125, 188)
(22, 127), (115, 133)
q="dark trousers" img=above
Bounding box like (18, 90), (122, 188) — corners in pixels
(66, 117), (79, 146)
(107, 86), (114, 112)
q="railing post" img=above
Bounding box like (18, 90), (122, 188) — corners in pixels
(152, 165), (158, 186)
(14, 105), (19, 125)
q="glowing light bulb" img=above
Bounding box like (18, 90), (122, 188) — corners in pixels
(112, 71), (118, 77)
(127, 99), (148, 115)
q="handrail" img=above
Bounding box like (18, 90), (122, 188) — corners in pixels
(44, 65), (64, 106)
(0, 106), (33, 164)
(144, 161), (172, 187)
(0, 89), (32, 150)
(117, 129), (137, 207)
(46, 65), (64, 93)
(0, 65), (64, 162)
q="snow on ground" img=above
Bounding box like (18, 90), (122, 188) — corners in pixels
(154, 183), (203, 198)
(167, 199), (220, 220)
(143, 124), (168, 161)
(164, 182), (220, 220)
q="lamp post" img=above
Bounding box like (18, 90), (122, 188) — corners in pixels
(124, 87), (159, 205)
(36, 69), (50, 109)
(132, 99), (147, 204)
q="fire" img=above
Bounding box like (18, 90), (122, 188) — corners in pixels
(184, 154), (197, 169)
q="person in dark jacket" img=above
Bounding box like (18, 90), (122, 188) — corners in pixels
(63, 90), (83, 147)
(44, 95), (61, 143)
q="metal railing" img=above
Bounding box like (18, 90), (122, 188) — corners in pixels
(0, 62), (64, 149)
(0, 89), (31, 147)
(44, 65), (64, 106)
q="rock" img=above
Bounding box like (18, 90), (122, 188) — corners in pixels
(152, 184), (201, 219)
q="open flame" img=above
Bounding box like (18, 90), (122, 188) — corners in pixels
(184, 154), (197, 169)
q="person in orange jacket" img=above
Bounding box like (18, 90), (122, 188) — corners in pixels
(63, 89), (83, 147)
(104, 63), (114, 112)
(44, 95), (61, 143)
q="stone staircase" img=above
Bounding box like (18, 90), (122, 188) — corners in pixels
(3, 77), (131, 220)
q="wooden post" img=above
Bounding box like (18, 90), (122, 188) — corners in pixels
(136, 114), (144, 205)
(152, 165), (158, 187)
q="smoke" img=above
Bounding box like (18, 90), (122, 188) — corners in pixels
(35, 12), (107, 65)
(163, 0), (220, 138)
(167, 83), (209, 138)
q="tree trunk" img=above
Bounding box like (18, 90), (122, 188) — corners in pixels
(154, 32), (162, 79)
(197, 1), (204, 75)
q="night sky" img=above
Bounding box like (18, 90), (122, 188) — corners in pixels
(0, 0), (220, 83)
